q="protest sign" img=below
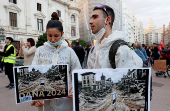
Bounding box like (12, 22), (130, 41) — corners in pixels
(154, 60), (166, 71)
(72, 68), (151, 111)
(13, 64), (69, 104)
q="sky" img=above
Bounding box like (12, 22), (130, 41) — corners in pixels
(16, 65), (53, 73)
(76, 68), (129, 83)
(121, 0), (170, 29)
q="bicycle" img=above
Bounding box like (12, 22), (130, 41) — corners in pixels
(156, 66), (170, 78)
(166, 66), (170, 77)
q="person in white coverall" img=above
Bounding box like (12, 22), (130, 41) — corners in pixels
(87, 5), (143, 69)
(31, 12), (81, 111)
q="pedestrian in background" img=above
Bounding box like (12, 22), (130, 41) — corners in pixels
(141, 44), (148, 66)
(146, 46), (152, 66)
(0, 37), (16, 89)
(0, 45), (4, 73)
(131, 43), (136, 50)
(135, 42), (147, 66)
(20, 38), (36, 66)
(84, 43), (92, 68)
(72, 40), (85, 68)
(152, 43), (159, 62)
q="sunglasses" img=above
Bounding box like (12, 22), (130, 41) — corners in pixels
(94, 5), (109, 17)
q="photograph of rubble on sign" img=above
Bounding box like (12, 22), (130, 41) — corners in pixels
(13, 64), (68, 104)
(73, 68), (150, 111)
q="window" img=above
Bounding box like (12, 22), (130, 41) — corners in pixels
(9, 12), (17, 27)
(71, 27), (76, 36)
(9, 0), (17, 4)
(57, 10), (61, 17)
(84, 80), (86, 84)
(71, 15), (75, 23)
(37, 3), (41, 11)
(37, 19), (43, 31)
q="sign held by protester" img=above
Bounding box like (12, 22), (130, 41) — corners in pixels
(154, 60), (166, 71)
(72, 68), (151, 111)
(13, 64), (69, 104)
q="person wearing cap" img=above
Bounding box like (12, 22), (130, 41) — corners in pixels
(0, 37), (16, 89)
(87, 5), (143, 69)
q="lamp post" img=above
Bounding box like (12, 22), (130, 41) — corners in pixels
(0, 27), (5, 43)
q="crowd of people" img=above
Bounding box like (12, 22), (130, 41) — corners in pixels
(0, 37), (37, 89)
(131, 41), (170, 75)
(0, 4), (164, 111)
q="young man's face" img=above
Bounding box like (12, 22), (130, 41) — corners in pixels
(5, 39), (10, 44)
(89, 9), (106, 34)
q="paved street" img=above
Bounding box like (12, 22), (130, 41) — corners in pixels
(150, 68), (170, 111)
(0, 72), (37, 111)
(0, 68), (170, 111)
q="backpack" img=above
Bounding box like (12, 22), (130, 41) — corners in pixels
(90, 39), (128, 69)
(109, 40), (128, 69)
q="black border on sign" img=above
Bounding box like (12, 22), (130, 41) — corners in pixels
(145, 69), (149, 111)
(74, 73), (79, 111)
(14, 68), (20, 103)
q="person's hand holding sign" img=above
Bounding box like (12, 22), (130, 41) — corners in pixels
(67, 84), (73, 99)
(31, 100), (45, 107)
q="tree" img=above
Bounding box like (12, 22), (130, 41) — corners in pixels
(36, 33), (47, 48)
(71, 39), (88, 47)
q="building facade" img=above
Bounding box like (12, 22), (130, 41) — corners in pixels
(122, 3), (145, 44)
(138, 21), (145, 44)
(163, 23), (170, 45)
(81, 72), (96, 89)
(78, 0), (122, 42)
(145, 19), (163, 46)
(0, 0), (80, 46)
(122, 3), (134, 43)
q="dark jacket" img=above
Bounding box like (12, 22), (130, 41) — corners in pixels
(85, 47), (91, 58)
(72, 45), (85, 64)
(153, 47), (159, 60)
(146, 49), (150, 57)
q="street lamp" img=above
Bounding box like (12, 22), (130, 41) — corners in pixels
(0, 27), (5, 43)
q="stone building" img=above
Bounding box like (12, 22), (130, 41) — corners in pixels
(81, 72), (96, 90)
(0, 0), (80, 46)
(81, 72), (113, 92)
(145, 19), (163, 46)
(163, 23), (170, 45)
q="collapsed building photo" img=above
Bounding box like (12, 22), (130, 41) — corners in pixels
(77, 69), (148, 111)
(16, 65), (67, 100)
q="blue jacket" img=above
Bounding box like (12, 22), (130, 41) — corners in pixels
(135, 49), (146, 64)
(141, 48), (148, 59)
